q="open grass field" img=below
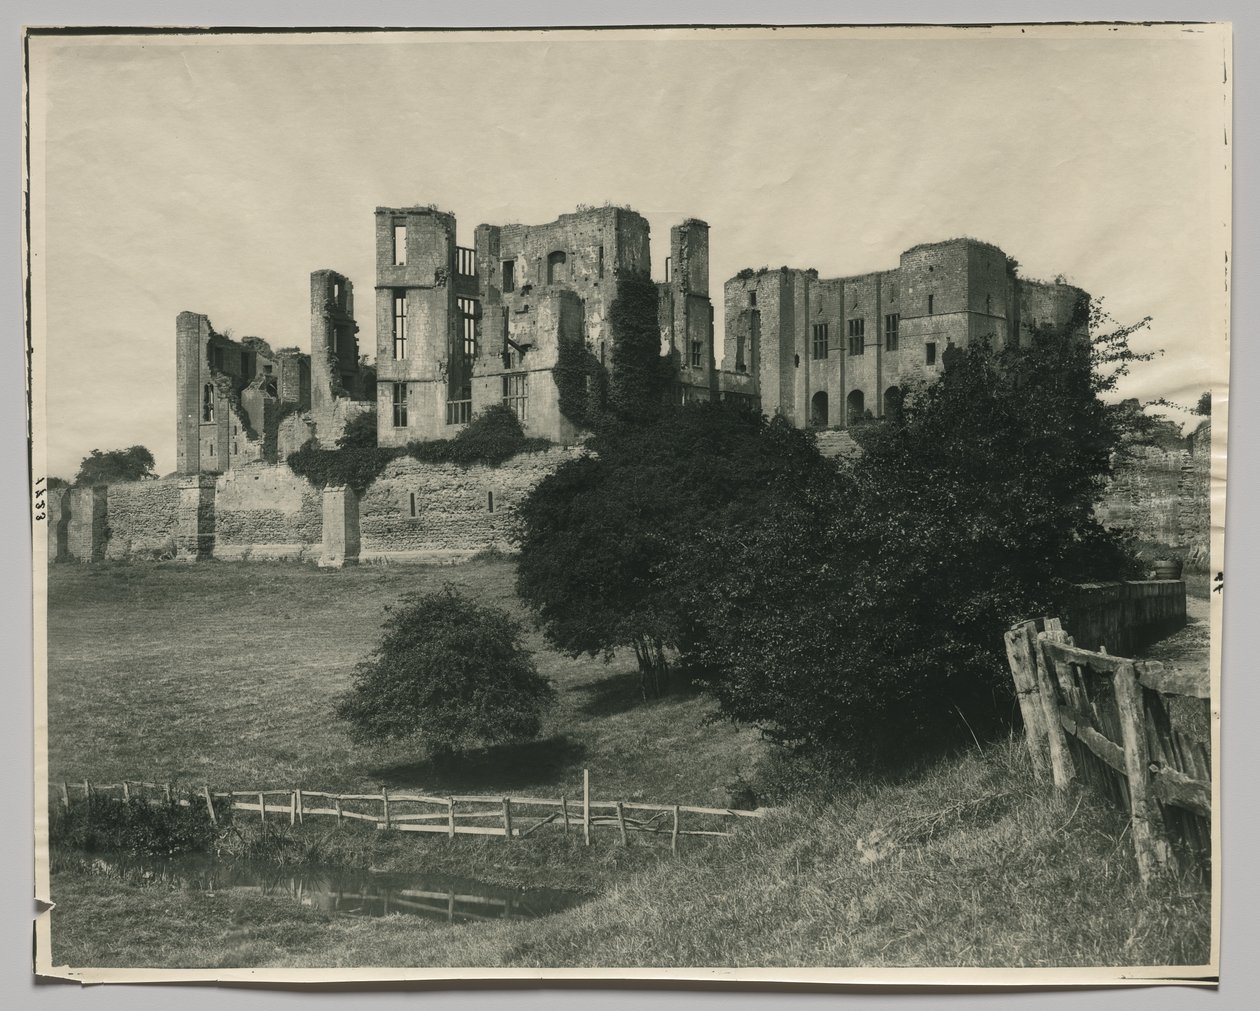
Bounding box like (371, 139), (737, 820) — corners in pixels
(44, 559), (1211, 970)
(45, 559), (762, 807)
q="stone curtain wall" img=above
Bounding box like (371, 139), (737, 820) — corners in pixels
(1062, 580), (1187, 656)
(213, 465), (323, 560)
(1096, 445), (1211, 565)
(54, 450), (580, 565)
(102, 479), (181, 559)
(360, 446), (580, 562)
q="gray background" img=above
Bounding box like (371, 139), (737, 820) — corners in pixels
(6, 2), (1255, 1007)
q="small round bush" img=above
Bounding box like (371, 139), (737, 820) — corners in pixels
(336, 587), (555, 757)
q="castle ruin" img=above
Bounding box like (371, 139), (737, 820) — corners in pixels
(52, 204), (1092, 566)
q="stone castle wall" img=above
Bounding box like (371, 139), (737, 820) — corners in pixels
(102, 479), (181, 560)
(360, 446), (581, 562)
(54, 447), (581, 565)
(1096, 444), (1211, 565)
(213, 465), (324, 560)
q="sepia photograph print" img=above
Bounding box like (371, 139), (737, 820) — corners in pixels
(27, 21), (1229, 987)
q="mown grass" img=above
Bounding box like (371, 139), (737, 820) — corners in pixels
(49, 737), (1211, 969)
(45, 560), (760, 805)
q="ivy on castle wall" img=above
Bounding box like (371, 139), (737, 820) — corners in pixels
(607, 272), (673, 423)
(286, 404), (551, 494)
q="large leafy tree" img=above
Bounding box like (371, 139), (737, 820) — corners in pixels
(687, 312), (1149, 770)
(74, 445), (156, 485)
(514, 401), (836, 699)
(335, 588), (555, 759)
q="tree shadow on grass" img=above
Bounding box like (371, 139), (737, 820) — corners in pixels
(572, 669), (705, 718)
(368, 735), (588, 793)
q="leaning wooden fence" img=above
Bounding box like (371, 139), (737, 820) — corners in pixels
(1005, 617), (1211, 882)
(55, 768), (763, 855)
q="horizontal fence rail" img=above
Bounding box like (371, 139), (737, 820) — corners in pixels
(55, 769), (765, 855)
(1005, 617), (1211, 882)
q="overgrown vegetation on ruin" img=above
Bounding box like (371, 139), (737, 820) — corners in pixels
(556, 271), (673, 431)
(285, 405), (551, 493)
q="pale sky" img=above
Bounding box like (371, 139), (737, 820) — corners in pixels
(29, 26), (1231, 479)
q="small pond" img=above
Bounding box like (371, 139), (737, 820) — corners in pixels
(65, 852), (588, 925)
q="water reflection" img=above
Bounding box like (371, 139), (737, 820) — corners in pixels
(72, 853), (585, 924)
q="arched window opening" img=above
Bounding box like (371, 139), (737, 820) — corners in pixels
(810, 391), (829, 428)
(884, 386), (904, 424)
(202, 384), (215, 423)
(547, 250), (567, 285)
(846, 389), (865, 427)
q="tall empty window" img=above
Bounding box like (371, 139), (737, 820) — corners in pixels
(749, 290), (758, 307)
(458, 298), (478, 360)
(884, 313), (900, 351)
(502, 373), (528, 422)
(202, 384), (215, 422)
(928, 293), (935, 315)
(502, 259), (515, 292)
(409, 491), (417, 517)
(598, 245), (605, 278)
(392, 382), (408, 427)
(392, 222), (407, 265)
(985, 293), (992, 314)
(926, 342), (937, 366)
(392, 291), (408, 359)
(547, 250), (567, 284)
(690, 340), (704, 368)
(847, 318), (865, 356)
(811, 323), (829, 360)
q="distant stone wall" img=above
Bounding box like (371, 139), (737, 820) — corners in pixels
(102, 479), (181, 560)
(213, 464), (323, 560)
(1096, 445), (1210, 564)
(1062, 580), (1187, 656)
(52, 448), (579, 565)
(359, 446), (580, 562)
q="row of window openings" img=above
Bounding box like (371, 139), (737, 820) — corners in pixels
(391, 294), (478, 362)
(808, 316), (902, 359)
(806, 320), (937, 365)
(409, 490), (498, 517)
(392, 373), (529, 428)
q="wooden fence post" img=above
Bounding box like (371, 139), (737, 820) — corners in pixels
(296, 788), (304, 825)
(258, 791), (266, 823)
(561, 796), (570, 835)
(202, 784), (217, 825)
(164, 782), (172, 804)
(502, 798), (513, 841)
(381, 787), (391, 831)
(122, 781), (131, 802)
(616, 802), (628, 846)
(583, 769), (591, 846)
(1114, 660), (1172, 882)
(82, 780), (90, 801)
(1032, 625), (1077, 788)
(290, 790), (297, 826)
(447, 798), (456, 838)
(1004, 624), (1049, 778)
(334, 797), (343, 827)
(59, 781), (69, 809)
(671, 805), (680, 856)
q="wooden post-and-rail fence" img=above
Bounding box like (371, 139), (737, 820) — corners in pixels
(54, 769), (764, 855)
(1004, 617), (1211, 883)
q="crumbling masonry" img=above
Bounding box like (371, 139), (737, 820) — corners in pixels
(58, 205), (1093, 566)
